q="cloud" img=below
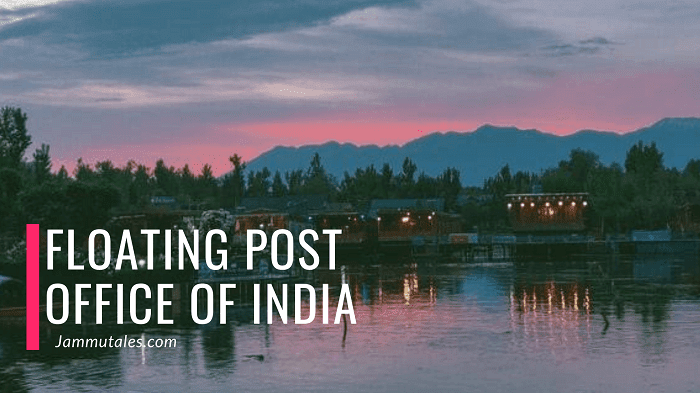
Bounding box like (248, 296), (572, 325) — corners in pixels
(579, 37), (615, 46)
(1, 0), (700, 172)
(0, 0), (417, 57)
(16, 75), (383, 108)
(0, 11), (38, 27)
(539, 36), (619, 57)
(1, 0), (565, 110)
(0, 0), (76, 11)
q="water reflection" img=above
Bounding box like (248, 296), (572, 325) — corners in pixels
(201, 324), (236, 377)
(1, 255), (699, 392)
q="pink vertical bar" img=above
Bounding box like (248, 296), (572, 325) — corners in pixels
(26, 224), (40, 351)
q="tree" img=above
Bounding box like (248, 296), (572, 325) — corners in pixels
(74, 158), (95, 181)
(0, 168), (22, 202)
(563, 149), (599, 191)
(129, 163), (150, 206)
(33, 143), (52, 183)
(625, 141), (663, 176)
(0, 106), (31, 168)
(302, 153), (334, 195)
(247, 167), (271, 197)
(57, 165), (69, 180)
(437, 167), (461, 209)
(271, 170), (286, 197)
(154, 159), (178, 195)
(221, 154), (246, 207)
(684, 159), (700, 179)
(485, 164), (512, 198)
(65, 181), (121, 238)
(179, 164), (195, 198)
(285, 169), (304, 195)
(380, 163), (394, 198)
(399, 157), (417, 196)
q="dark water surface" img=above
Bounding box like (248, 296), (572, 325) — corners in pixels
(2, 256), (700, 392)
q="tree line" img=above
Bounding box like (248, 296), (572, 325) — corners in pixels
(2, 106), (700, 242)
(475, 145), (700, 234)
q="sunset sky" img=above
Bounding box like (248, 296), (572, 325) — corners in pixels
(1, 0), (699, 174)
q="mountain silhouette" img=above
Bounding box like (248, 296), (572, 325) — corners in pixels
(244, 117), (700, 185)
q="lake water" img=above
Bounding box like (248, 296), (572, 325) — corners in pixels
(2, 256), (700, 392)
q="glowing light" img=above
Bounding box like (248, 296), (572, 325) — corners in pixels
(545, 202), (550, 207)
(377, 217), (381, 221)
(571, 201), (576, 207)
(582, 201), (588, 206)
(520, 203), (525, 208)
(507, 203), (512, 209)
(530, 202), (535, 207)
(404, 277), (411, 305)
(561, 291), (565, 309)
(558, 201), (563, 206)
(402, 217), (409, 223)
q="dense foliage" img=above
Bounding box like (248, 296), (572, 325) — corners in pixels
(2, 107), (700, 243)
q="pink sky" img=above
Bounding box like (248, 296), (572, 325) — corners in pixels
(3, 1), (699, 176)
(48, 67), (699, 176)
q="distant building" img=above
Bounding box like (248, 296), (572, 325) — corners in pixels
(313, 211), (370, 247)
(234, 211), (289, 235)
(366, 198), (460, 241)
(237, 195), (329, 217)
(150, 196), (177, 208)
(455, 189), (493, 206)
(506, 193), (589, 233)
(368, 198), (445, 218)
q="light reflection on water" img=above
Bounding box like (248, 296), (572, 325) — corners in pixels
(2, 256), (700, 392)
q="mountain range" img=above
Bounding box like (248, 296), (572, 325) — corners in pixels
(245, 118), (700, 186)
